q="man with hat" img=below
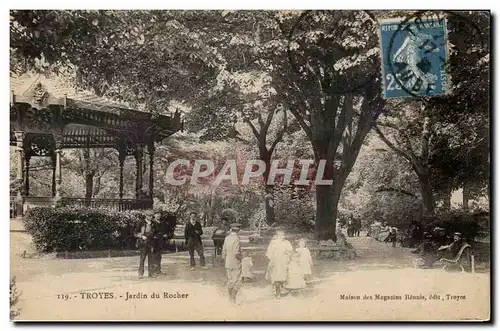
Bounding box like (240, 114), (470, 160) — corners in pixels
(150, 209), (168, 276)
(438, 232), (465, 257)
(185, 211), (206, 270)
(134, 209), (158, 278)
(422, 231), (466, 268)
(222, 223), (243, 303)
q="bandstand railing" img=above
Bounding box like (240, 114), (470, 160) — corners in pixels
(11, 196), (153, 218)
(60, 198), (153, 211)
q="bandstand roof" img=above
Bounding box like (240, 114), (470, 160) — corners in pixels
(10, 74), (183, 157)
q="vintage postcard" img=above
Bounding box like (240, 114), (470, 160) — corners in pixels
(9, 10), (490, 321)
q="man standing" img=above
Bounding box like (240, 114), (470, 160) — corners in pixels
(185, 212), (206, 270)
(134, 210), (156, 278)
(265, 228), (293, 299)
(151, 210), (167, 276)
(222, 223), (243, 303)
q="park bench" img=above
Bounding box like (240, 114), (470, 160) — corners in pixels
(438, 243), (475, 273)
(309, 245), (356, 260)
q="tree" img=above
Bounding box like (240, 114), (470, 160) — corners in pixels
(10, 10), (225, 111)
(342, 134), (421, 227)
(187, 10), (384, 237)
(374, 11), (490, 217)
(272, 11), (384, 239)
(187, 71), (289, 225)
(63, 148), (117, 203)
(426, 11), (490, 210)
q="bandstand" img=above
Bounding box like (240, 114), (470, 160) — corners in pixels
(10, 75), (183, 218)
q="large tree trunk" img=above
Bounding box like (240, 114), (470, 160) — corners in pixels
(264, 184), (276, 225)
(261, 151), (275, 225)
(442, 180), (452, 211)
(312, 138), (337, 240)
(442, 190), (451, 210)
(315, 185), (336, 240)
(419, 116), (434, 219)
(419, 173), (434, 218)
(462, 185), (470, 211)
(84, 172), (94, 206)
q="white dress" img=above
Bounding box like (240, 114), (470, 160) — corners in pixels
(284, 254), (306, 290)
(296, 247), (313, 276)
(265, 238), (293, 283)
(242, 257), (254, 279)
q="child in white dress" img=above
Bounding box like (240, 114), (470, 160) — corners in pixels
(241, 251), (254, 282)
(284, 251), (306, 291)
(296, 238), (313, 282)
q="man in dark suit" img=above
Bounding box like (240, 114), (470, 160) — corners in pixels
(185, 212), (206, 270)
(421, 231), (466, 268)
(134, 210), (157, 278)
(151, 210), (167, 276)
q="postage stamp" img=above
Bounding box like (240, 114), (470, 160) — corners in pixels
(379, 14), (451, 99)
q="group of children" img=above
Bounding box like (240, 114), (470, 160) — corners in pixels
(240, 230), (314, 298)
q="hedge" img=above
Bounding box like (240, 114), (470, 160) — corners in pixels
(23, 207), (177, 252)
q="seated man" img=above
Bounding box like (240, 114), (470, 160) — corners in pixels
(421, 232), (466, 269)
(411, 227), (446, 254)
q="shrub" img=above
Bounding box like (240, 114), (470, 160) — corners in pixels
(428, 209), (489, 241)
(10, 276), (21, 320)
(274, 187), (315, 233)
(23, 207), (177, 252)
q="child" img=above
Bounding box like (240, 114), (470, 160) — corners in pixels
(385, 228), (397, 247)
(242, 251), (254, 282)
(265, 229), (293, 299)
(296, 238), (313, 282)
(284, 251), (306, 292)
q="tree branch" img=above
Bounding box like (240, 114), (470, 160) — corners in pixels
(269, 109), (288, 155)
(375, 187), (418, 199)
(288, 105), (312, 140)
(374, 125), (413, 163)
(244, 118), (261, 141)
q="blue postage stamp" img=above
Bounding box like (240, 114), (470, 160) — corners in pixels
(379, 16), (450, 99)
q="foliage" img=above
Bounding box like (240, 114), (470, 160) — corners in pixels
(10, 276), (21, 320)
(374, 11), (490, 216)
(10, 10), (490, 239)
(10, 10), (224, 111)
(428, 209), (489, 241)
(274, 185), (315, 233)
(23, 207), (176, 252)
(340, 135), (421, 228)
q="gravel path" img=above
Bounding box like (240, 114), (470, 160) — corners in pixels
(11, 233), (490, 321)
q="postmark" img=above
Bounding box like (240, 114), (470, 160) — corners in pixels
(379, 13), (451, 99)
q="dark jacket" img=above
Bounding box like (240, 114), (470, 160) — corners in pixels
(185, 222), (203, 244)
(448, 239), (466, 257)
(134, 220), (158, 248)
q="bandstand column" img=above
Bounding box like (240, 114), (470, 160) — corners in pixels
(50, 153), (56, 196)
(135, 144), (143, 199)
(14, 131), (24, 218)
(147, 143), (155, 197)
(54, 134), (63, 198)
(119, 148), (126, 199)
